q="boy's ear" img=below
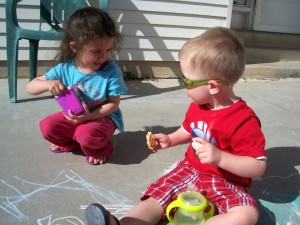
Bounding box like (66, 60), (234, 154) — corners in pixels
(69, 41), (77, 53)
(208, 80), (221, 95)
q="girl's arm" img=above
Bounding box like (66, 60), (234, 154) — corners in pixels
(90, 95), (120, 119)
(67, 95), (120, 123)
(26, 75), (66, 96)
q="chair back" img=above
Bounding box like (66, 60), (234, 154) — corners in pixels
(5, 0), (110, 102)
(40, 0), (87, 31)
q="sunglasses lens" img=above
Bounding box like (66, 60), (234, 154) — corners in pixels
(181, 76), (230, 88)
(180, 77), (188, 87)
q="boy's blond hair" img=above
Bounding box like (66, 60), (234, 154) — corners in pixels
(179, 27), (245, 84)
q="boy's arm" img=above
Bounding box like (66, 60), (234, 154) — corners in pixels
(217, 152), (266, 178)
(193, 138), (266, 178)
(169, 126), (191, 147)
(153, 126), (190, 150)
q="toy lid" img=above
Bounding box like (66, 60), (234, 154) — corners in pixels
(176, 191), (207, 212)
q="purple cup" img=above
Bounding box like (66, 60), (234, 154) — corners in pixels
(55, 88), (84, 116)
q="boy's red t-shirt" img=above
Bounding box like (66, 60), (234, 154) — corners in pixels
(182, 99), (266, 187)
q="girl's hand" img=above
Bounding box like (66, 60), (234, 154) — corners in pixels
(48, 81), (66, 96)
(64, 101), (90, 123)
(192, 137), (222, 166)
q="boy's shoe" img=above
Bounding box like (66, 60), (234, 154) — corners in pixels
(85, 203), (120, 225)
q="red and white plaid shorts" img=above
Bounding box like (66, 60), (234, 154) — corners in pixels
(141, 159), (258, 216)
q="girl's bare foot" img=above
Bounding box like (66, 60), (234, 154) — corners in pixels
(49, 144), (73, 153)
(87, 156), (107, 165)
(49, 143), (64, 153)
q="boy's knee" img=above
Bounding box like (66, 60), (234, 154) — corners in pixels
(228, 205), (259, 225)
(120, 197), (163, 225)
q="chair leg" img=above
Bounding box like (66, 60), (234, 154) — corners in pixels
(29, 40), (39, 81)
(100, 0), (109, 12)
(6, 37), (19, 103)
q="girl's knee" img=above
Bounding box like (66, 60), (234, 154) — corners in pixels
(39, 113), (63, 137)
(39, 118), (54, 138)
(76, 132), (114, 157)
(75, 129), (111, 147)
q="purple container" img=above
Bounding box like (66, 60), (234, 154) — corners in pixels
(55, 88), (84, 116)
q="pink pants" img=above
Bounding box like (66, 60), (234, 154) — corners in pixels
(39, 112), (116, 157)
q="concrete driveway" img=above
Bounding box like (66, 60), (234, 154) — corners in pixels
(0, 78), (299, 225)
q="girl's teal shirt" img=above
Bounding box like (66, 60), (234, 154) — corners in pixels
(45, 60), (128, 132)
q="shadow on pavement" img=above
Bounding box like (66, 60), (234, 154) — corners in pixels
(250, 146), (300, 224)
(110, 125), (179, 165)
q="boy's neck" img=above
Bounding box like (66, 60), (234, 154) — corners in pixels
(207, 94), (240, 110)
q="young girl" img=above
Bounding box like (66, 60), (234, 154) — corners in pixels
(26, 7), (127, 165)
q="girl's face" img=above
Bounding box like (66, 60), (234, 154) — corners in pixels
(71, 37), (116, 74)
(180, 59), (212, 105)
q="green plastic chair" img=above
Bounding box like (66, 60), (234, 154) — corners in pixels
(5, 0), (109, 102)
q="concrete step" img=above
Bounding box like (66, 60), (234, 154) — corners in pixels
(239, 30), (300, 51)
(1, 31), (299, 80)
(244, 61), (300, 79)
(238, 30), (300, 79)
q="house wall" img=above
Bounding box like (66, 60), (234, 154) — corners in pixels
(110, 0), (232, 61)
(0, 0), (233, 78)
(0, 0), (233, 61)
(253, 0), (300, 34)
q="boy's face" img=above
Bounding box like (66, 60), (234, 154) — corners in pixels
(180, 59), (212, 105)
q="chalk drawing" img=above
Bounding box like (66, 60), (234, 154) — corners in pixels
(0, 170), (134, 224)
(254, 173), (300, 225)
(37, 215), (85, 225)
(259, 196), (300, 225)
(159, 162), (300, 225)
(162, 162), (178, 175)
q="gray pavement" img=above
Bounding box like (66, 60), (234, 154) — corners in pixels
(0, 78), (299, 225)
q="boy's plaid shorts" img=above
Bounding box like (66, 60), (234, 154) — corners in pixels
(141, 159), (258, 215)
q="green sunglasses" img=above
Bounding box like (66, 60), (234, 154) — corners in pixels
(181, 75), (231, 88)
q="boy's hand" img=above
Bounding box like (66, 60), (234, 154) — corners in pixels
(147, 133), (172, 151)
(192, 137), (222, 166)
(146, 132), (158, 152)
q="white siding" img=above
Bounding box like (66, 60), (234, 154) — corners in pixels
(0, 0), (233, 61)
(0, 0), (61, 61)
(111, 0), (233, 61)
(0, 1), (8, 60)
